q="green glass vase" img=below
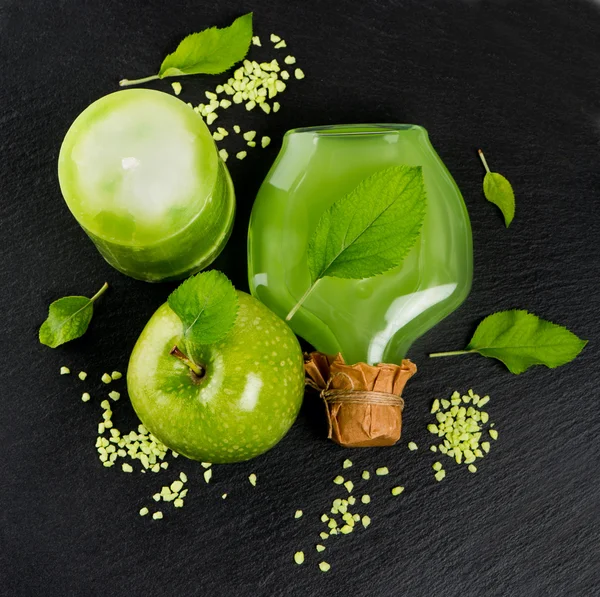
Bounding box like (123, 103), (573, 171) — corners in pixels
(248, 124), (472, 365)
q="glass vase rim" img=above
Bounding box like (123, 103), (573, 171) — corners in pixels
(284, 123), (428, 137)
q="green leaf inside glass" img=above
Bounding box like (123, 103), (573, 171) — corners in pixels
(286, 165), (427, 320)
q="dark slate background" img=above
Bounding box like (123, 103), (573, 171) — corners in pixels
(1, 1), (599, 595)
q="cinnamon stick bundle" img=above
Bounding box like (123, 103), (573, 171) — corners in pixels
(304, 352), (417, 448)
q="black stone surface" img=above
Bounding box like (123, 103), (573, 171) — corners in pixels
(1, 1), (599, 595)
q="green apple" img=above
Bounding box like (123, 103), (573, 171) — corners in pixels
(127, 291), (305, 463)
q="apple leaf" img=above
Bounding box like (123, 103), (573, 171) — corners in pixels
(159, 13), (253, 78)
(168, 270), (238, 346)
(478, 149), (515, 227)
(429, 310), (587, 374)
(39, 282), (108, 348)
(287, 165), (427, 320)
(119, 13), (253, 87)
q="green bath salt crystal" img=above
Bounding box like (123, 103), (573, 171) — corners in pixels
(428, 389), (497, 473)
(170, 480), (183, 493)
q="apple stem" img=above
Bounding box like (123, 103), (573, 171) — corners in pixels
(170, 345), (205, 378)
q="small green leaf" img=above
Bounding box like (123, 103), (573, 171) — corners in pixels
(159, 13), (253, 78)
(167, 270), (238, 346)
(430, 310), (587, 374)
(478, 149), (515, 227)
(287, 166), (427, 320)
(39, 282), (108, 348)
(119, 13), (253, 87)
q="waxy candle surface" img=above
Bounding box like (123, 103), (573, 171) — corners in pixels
(59, 89), (235, 282)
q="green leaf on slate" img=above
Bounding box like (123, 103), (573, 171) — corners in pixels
(478, 149), (515, 227)
(39, 282), (108, 348)
(168, 270), (238, 346)
(119, 13), (253, 86)
(430, 310), (587, 374)
(286, 165), (427, 320)
(159, 13), (253, 78)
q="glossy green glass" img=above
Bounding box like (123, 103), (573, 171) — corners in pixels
(58, 89), (235, 282)
(248, 124), (473, 365)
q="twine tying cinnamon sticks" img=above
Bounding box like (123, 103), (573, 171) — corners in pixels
(322, 389), (405, 408)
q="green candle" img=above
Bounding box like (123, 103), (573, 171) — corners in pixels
(248, 124), (473, 365)
(58, 89), (235, 282)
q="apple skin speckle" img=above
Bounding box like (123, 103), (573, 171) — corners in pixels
(127, 291), (305, 463)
